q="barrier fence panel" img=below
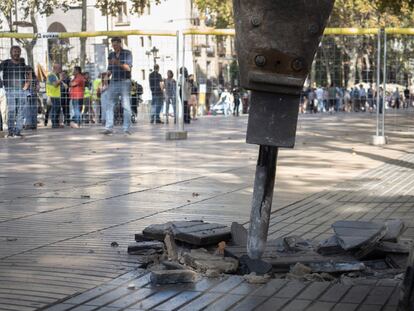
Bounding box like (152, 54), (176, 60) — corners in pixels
(0, 28), (413, 137)
(384, 31), (414, 133)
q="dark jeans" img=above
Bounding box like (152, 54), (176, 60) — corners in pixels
(61, 96), (70, 125)
(25, 95), (38, 128)
(50, 97), (61, 128)
(184, 100), (190, 124)
(151, 95), (163, 122)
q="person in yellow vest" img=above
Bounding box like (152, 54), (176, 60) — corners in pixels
(91, 75), (102, 124)
(46, 63), (62, 128)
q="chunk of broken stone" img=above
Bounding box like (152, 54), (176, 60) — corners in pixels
(239, 255), (272, 275)
(162, 260), (186, 270)
(332, 221), (387, 255)
(127, 241), (164, 255)
(317, 235), (346, 256)
(375, 241), (410, 254)
(382, 219), (405, 242)
(308, 261), (365, 273)
(231, 222), (248, 246)
(150, 269), (197, 285)
(244, 272), (271, 284)
(283, 236), (314, 252)
(142, 220), (204, 241)
(142, 220), (231, 246)
(164, 233), (178, 261)
(183, 248), (238, 273)
(134, 233), (155, 242)
(289, 262), (312, 276)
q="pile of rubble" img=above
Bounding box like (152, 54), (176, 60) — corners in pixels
(126, 219), (410, 285)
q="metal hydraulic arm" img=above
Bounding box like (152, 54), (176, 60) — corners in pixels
(232, 0), (335, 259)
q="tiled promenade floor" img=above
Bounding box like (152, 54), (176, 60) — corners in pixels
(1, 111), (414, 310)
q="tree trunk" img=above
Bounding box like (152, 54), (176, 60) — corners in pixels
(347, 46), (358, 88)
(80, 0), (87, 69)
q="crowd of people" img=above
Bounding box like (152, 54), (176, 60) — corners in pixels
(1, 38), (412, 139)
(300, 83), (413, 114)
(0, 37), (210, 139)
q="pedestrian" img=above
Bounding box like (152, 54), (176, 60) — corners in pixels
(164, 70), (176, 124)
(188, 74), (198, 120)
(60, 70), (71, 126)
(232, 86), (241, 116)
(149, 64), (163, 124)
(0, 46), (30, 137)
(328, 83), (336, 113)
(315, 86), (324, 112)
(359, 84), (366, 112)
(46, 63), (63, 128)
(102, 37), (133, 135)
(404, 85), (410, 109)
(393, 88), (400, 109)
(69, 66), (85, 128)
(367, 84), (374, 112)
(24, 65), (40, 130)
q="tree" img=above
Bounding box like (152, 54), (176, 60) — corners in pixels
(0, 0), (70, 67)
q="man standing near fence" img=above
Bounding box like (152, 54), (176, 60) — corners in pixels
(149, 64), (164, 124)
(46, 63), (62, 128)
(102, 37), (133, 135)
(0, 46), (30, 137)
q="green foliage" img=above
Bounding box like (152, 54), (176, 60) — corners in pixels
(95, 0), (161, 16)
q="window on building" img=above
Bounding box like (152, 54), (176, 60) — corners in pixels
(116, 2), (129, 25)
(148, 36), (152, 47)
(140, 37), (144, 47)
(141, 70), (146, 80)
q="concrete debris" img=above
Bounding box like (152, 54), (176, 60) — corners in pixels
(205, 269), (221, 278)
(161, 260), (186, 270)
(230, 222), (248, 246)
(127, 241), (164, 255)
(164, 233), (178, 261)
(382, 219), (405, 242)
(127, 283), (136, 290)
(283, 236), (314, 252)
(134, 233), (155, 242)
(182, 248), (238, 274)
(289, 263), (312, 276)
(244, 272), (271, 284)
(308, 261), (365, 273)
(375, 241), (410, 254)
(150, 269), (197, 285)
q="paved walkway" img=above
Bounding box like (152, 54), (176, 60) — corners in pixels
(1, 111), (414, 310)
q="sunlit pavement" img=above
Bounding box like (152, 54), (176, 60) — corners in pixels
(1, 110), (414, 310)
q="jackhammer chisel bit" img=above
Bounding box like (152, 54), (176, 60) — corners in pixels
(232, 0), (335, 259)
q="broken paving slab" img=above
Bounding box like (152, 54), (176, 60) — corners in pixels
(142, 220), (231, 246)
(231, 222), (248, 246)
(226, 244), (359, 273)
(127, 241), (164, 255)
(142, 220), (204, 241)
(332, 220), (387, 251)
(150, 269), (197, 285)
(182, 248), (238, 273)
(382, 219), (405, 242)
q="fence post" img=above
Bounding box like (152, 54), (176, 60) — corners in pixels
(382, 30), (387, 138)
(372, 28), (387, 145)
(165, 30), (187, 140)
(376, 29), (381, 137)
